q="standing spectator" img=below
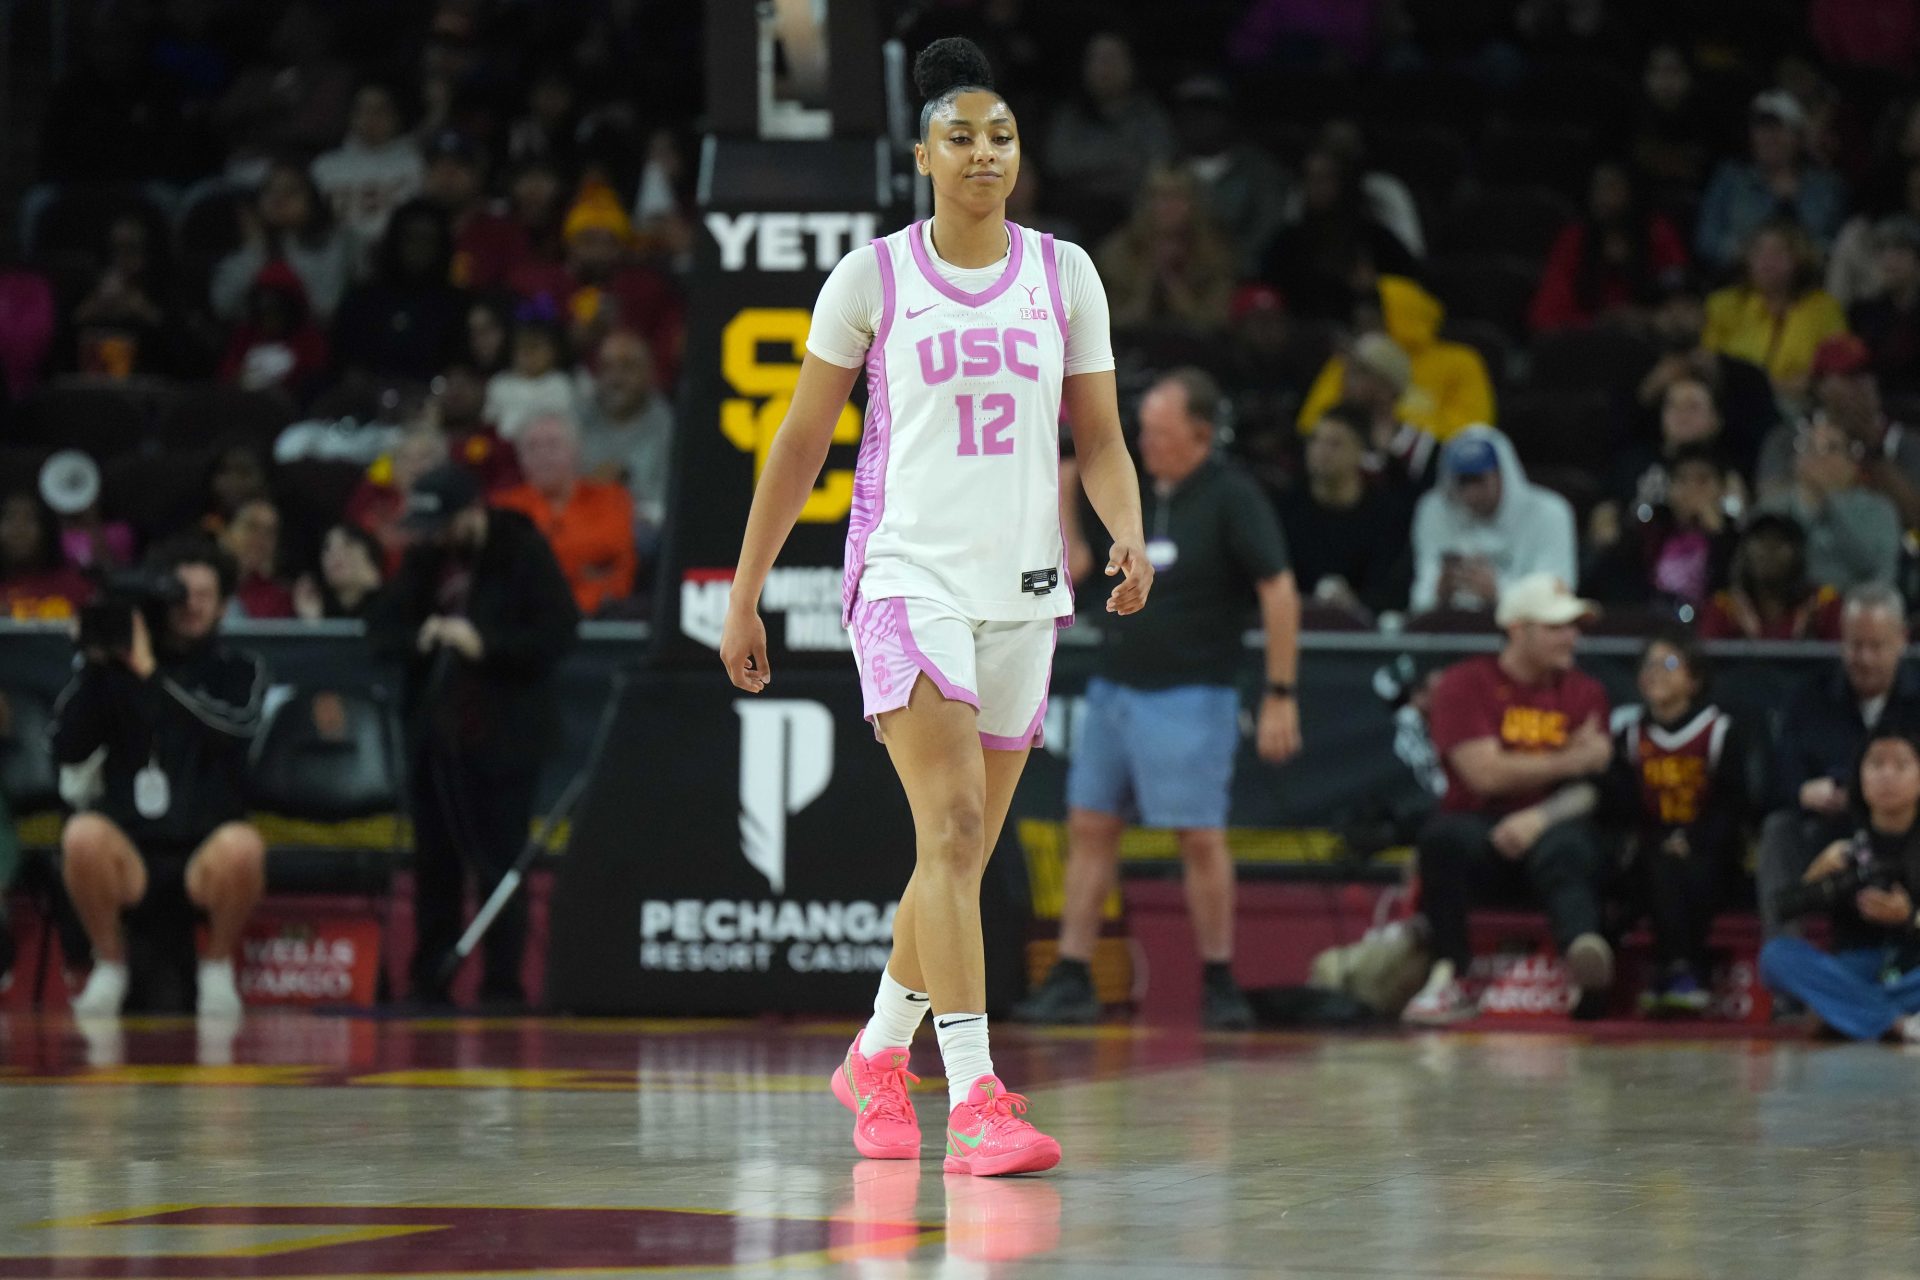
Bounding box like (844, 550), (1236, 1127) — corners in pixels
(484, 311), (577, 440)
(1042, 32), (1176, 244)
(211, 161), (353, 325)
(1170, 75), (1291, 276)
(1403, 575), (1615, 1024)
(1410, 427), (1577, 614)
(1262, 149), (1418, 324)
(1610, 632), (1747, 1014)
(1585, 444), (1738, 610)
(492, 414), (636, 616)
(1629, 45), (1715, 205)
(215, 261), (328, 398)
(1703, 219), (1850, 403)
(1694, 90), (1848, 272)
(1096, 170), (1236, 336)
(1528, 161), (1689, 333)
(1296, 277), (1495, 444)
(0, 491), (92, 621)
(1277, 403), (1410, 613)
(1755, 583), (1920, 958)
(312, 82), (425, 266)
(54, 536), (268, 1018)
(1014, 369), (1300, 1031)
(67, 214), (188, 379)
(293, 523), (386, 621)
(1696, 513), (1844, 640)
(1636, 279), (1783, 478)
(1760, 727), (1920, 1042)
(218, 498), (295, 619)
(331, 200), (467, 385)
(347, 423), (450, 573)
(1759, 417), (1903, 591)
(577, 330), (675, 544)
(1847, 216), (1920, 401)
(369, 465), (579, 1009)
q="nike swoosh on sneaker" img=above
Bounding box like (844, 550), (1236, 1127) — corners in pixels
(905, 304), (939, 319)
(948, 1126), (988, 1150)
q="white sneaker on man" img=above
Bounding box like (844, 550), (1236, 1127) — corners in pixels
(70, 961), (129, 1017)
(1401, 960), (1479, 1025)
(1897, 1014), (1920, 1044)
(196, 960), (244, 1018)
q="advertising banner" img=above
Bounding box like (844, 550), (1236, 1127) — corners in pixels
(235, 915), (383, 1007)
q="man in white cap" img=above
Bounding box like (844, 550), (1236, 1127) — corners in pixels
(1402, 572), (1615, 1024)
(1695, 88), (1845, 271)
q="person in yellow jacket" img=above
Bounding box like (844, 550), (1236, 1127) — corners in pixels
(1295, 275), (1496, 443)
(1702, 217), (1848, 405)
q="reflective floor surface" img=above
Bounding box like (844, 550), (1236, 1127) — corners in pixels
(1, 1013), (1917, 1278)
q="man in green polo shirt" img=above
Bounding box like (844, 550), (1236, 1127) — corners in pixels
(1014, 367), (1303, 1029)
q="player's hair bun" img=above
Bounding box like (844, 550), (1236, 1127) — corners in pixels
(913, 37), (995, 102)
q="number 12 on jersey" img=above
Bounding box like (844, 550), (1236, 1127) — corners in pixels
(956, 393), (1016, 456)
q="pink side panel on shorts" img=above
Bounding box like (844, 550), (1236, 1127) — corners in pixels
(849, 596), (980, 723)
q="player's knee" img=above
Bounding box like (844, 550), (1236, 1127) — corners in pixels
(921, 797), (987, 875)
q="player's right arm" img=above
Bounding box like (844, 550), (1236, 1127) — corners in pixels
(720, 354), (863, 692)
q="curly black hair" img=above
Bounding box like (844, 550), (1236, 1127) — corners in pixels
(914, 37), (997, 139)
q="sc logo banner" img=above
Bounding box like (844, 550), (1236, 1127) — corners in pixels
(720, 308), (861, 524)
(736, 699), (834, 894)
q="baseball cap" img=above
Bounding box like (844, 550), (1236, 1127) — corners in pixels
(1443, 433), (1499, 479)
(1495, 573), (1598, 628)
(1350, 332), (1413, 394)
(400, 464), (482, 533)
(1812, 333), (1873, 379)
(1750, 89), (1807, 130)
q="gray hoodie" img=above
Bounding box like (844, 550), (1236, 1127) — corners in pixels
(1409, 425), (1577, 612)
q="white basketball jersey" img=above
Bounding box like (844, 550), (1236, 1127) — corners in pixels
(842, 221), (1074, 623)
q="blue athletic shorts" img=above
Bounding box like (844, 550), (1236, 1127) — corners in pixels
(1064, 677), (1241, 829)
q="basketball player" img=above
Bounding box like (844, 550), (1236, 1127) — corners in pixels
(720, 37), (1150, 1176)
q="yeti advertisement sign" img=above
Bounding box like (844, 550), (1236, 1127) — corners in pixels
(544, 672), (919, 1015)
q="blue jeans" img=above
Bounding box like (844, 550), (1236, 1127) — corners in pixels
(1759, 937), (1920, 1040)
(1065, 678), (1241, 829)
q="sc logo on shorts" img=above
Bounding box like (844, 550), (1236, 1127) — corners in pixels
(720, 308), (861, 524)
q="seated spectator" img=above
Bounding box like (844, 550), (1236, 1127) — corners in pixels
(201, 445), (272, 537)
(1629, 45), (1714, 205)
(54, 534), (267, 1018)
(347, 422), (450, 573)
(1760, 726), (1920, 1041)
(1042, 32), (1175, 245)
(1529, 160), (1689, 333)
(423, 131), (529, 291)
(1217, 285), (1332, 486)
(1609, 632), (1747, 1014)
(0, 490), (93, 621)
(1592, 376), (1735, 550)
(1330, 333), (1438, 496)
(1315, 119), (1425, 260)
(1297, 276), (1495, 444)
(492, 413), (636, 616)
(1277, 403), (1410, 613)
(577, 330), (674, 547)
(218, 498), (295, 619)
(430, 366), (524, 494)
(1704, 219), (1850, 405)
(1826, 162), (1920, 309)
(1694, 90), (1847, 273)
(1403, 575), (1615, 1024)
(1759, 417), (1903, 591)
(1696, 513), (1844, 640)
(331, 199), (467, 385)
(1097, 169), (1235, 336)
(501, 157), (569, 279)
(1410, 427), (1577, 614)
(484, 309), (577, 440)
(506, 64), (581, 171)
(216, 261), (328, 398)
(211, 160), (353, 326)
(1262, 148), (1418, 324)
(1636, 278), (1782, 478)
(293, 523), (386, 621)
(1763, 336), (1920, 530)
(1847, 215), (1920, 402)
(1585, 444), (1737, 610)
(41, 451), (134, 572)
(312, 81), (425, 267)
(67, 214), (190, 379)
(464, 294), (514, 377)
(1170, 75), (1290, 276)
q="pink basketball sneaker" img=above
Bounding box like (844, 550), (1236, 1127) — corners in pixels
(942, 1075), (1061, 1177)
(830, 1035), (922, 1159)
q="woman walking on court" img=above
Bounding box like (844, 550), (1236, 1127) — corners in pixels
(720, 37), (1150, 1176)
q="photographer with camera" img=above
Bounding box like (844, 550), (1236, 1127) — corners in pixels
(51, 536), (267, 1017)
(1759, 728), (1920, 1042)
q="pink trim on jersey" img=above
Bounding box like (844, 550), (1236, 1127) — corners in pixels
(980, 625), (1056, 750)
(908, 219), (1027, 308)
(892, 597), (980, 708)
(1042, 231), (1077, 627)
(1040, 232), (1070, 347)
(842, 240), (898, 624)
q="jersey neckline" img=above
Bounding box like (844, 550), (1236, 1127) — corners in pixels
(908, 219), (1027, 309)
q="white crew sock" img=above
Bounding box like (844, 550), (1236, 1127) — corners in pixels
(197, 958), (243, 1018)
(71, 960), (129, 1017)
(935, 1012), (995, 1110)
(859, 969), (931, 1054)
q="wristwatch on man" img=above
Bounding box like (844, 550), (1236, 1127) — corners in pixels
(1267, 681), (1295, 700)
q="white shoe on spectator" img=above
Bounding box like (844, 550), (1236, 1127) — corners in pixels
(197, 959), (244, 1018)
(1402, 960), (1478, 1025)
(1564, 934), (1615, 993)
(70, 961), (129, 1018)
(1898, 1014), (1920, 1045)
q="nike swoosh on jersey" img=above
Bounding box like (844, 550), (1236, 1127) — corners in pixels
(904, 304), (939, 319)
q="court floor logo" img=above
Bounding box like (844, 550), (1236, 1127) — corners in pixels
(735, 699), (833, 893)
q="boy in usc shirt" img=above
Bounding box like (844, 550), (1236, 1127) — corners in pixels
(1404, 573), (1615, 1023)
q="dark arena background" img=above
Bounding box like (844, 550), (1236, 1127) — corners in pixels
(3, 0), (1920, 1275)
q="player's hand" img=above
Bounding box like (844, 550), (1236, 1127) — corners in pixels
(1105, 540), (1152, 615)
(1256, 693), (1301, 764)
(721, 607), (770, 693)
